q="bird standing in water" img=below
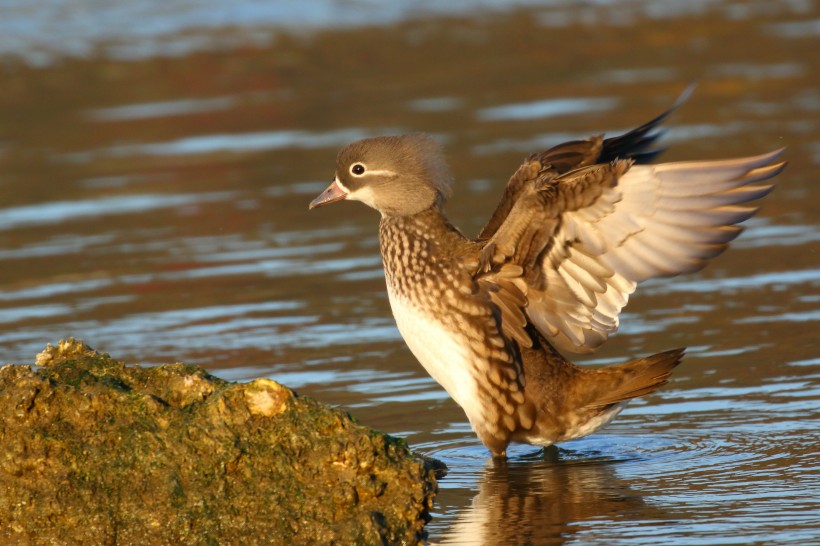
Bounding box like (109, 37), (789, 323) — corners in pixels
(309, 93), (785, 458)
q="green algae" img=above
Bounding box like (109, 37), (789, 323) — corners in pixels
(0, 339), (440, 545)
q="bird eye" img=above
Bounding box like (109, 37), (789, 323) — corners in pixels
(351, 164), (366, 176)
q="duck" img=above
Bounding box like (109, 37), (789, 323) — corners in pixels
(308, 92), (786, 458)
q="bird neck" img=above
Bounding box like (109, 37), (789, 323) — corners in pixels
(378, 205), (472, 298)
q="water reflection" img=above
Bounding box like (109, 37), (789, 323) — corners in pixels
(440, 447), (651, 545)
(428, 401), (820, 543)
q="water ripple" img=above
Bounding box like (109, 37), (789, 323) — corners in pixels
(0, 192), (234, 230)
(476, 97), (618, 122)
(64, 128), (392, 159)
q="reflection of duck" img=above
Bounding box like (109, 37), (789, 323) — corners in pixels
(310, 90), (786, 457)
(438, 449), (653, 545)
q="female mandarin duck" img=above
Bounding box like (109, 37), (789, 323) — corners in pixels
(309, 92), (785, 458)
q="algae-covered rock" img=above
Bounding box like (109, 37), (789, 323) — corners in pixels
(0, 339), (439, 545)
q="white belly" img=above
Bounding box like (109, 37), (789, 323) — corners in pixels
(386, 288), (484, 425)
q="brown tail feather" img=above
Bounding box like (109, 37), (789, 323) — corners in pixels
(584, 347), (685, 409)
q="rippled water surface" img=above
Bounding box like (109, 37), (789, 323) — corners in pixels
(1, 1), (819, 543)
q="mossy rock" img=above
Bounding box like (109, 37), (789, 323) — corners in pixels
(0, 339), (440, 545)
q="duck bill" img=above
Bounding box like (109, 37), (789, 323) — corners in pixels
(309, 179), (347, 209)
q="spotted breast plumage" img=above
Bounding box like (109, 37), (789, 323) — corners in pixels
(309, 89), (786, 457)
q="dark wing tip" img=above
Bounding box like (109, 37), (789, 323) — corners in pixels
(599, 84), (696, 164)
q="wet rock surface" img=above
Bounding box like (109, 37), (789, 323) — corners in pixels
(0, 339), (439, 545)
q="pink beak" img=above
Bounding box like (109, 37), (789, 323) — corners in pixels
(309, 179), (347, 209)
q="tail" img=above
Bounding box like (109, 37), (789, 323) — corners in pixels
(584, 348), (685, 409)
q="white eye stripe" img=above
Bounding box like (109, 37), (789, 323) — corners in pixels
(348, 162), (397, 178)
(360, 169), (397, 177)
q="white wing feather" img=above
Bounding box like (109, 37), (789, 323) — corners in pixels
(528, 149), (785, 353)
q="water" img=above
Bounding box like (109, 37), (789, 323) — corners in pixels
(1, 1), (818, 543)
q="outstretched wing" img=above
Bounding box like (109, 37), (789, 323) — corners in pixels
(477, 149), (786, 354)
(478, 85), (693, 241)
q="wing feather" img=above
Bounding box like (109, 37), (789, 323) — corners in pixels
(477, 148), (786, 353)
(476, 87), (694, 242)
